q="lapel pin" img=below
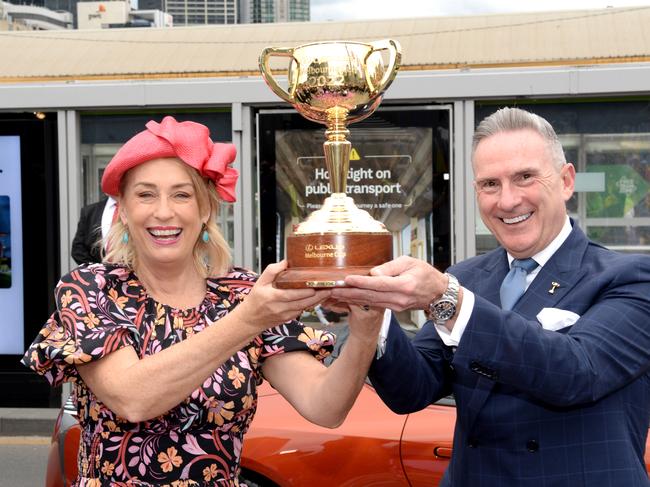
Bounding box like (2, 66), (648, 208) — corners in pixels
(548, 282), (560, 294)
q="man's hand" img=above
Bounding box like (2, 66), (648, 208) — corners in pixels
(331, 256), (447, 311)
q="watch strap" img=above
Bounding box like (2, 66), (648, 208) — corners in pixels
(425, 273), (459, 322)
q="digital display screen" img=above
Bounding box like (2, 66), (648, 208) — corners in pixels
(258, 108), (452, 273)
(0, 136), (24, 354)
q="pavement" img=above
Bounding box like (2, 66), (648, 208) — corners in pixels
(0, 407), (58, 436)
(0, 436), (51, 486)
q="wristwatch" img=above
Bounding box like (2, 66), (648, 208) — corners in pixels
(425, 273), (459, 325)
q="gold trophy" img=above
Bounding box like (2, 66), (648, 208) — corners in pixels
(260, 39), (401, 288)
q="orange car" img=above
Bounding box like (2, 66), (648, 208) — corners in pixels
(45, 320), (457, 487)
(239, 382), (455, 486)
(46, 379), (456, 487)
(45, 328), (650, 487)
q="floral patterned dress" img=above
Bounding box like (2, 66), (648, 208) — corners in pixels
(22, 263), (335, 487)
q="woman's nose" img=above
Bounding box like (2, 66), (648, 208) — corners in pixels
(153, 197), (174, 219)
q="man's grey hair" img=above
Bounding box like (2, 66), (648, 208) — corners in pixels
(472, 107), (567, 170)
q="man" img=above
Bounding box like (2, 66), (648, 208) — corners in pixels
(70, 196), (117, 264)
(332, 107), (650, 486)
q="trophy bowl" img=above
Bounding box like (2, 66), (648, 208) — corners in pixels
(260, 39), (401, 288)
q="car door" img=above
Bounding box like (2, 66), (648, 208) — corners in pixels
(400, 398), (456, 487)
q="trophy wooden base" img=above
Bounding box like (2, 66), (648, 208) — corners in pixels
(274, 232), (392, 289)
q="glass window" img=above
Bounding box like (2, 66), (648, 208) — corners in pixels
(258, 106), (451, 329)
(475, 100), (650, 255)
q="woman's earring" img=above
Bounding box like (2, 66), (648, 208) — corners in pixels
(122, 231), (129, 244)
(201, 222), (209, 243)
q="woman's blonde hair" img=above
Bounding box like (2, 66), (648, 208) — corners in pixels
(103, 160), (232, 278)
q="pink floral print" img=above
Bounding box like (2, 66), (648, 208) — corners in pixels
(23, 263), (335, 486)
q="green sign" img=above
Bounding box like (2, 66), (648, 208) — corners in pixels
(587, 165), (649, 218)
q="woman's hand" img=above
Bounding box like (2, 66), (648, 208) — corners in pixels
(347, 304), (384, 344)
(236, 261), (331, 331)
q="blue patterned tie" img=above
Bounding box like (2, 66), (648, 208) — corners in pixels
(500, 258), (539, 310)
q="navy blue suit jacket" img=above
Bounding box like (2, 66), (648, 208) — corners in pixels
(369, 223), (650, 486)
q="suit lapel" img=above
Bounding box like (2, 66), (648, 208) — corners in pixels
(467, 248), (510, 306)
(462, 224), (589, 433)
(515, 226), (590, 316)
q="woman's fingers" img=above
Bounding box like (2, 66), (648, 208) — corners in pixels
(253, 285), (331, 326)
(256, 260), (288, 286)
(321, 298), (350, 314)
(347, 304), (385, 340)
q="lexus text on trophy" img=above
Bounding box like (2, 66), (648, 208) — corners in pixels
(260, 39), (401, 288)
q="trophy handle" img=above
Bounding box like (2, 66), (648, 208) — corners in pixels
(366, 39), (402, 95)
(259, 47), (298, 104)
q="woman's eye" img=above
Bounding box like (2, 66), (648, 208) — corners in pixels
(175, 192), (192, 199)
(137, 192), (155, 198)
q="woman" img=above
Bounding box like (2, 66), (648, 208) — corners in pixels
(23, 116), (384, 486)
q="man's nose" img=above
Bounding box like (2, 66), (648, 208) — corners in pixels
(496, 182), (521, 211)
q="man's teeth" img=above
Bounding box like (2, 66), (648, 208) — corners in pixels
(149, 229), (181, 237)
(502, 213), (531, 224)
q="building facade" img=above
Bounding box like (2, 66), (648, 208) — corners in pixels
(77, 1), (171, 29)
(1, 0), (72, 28)
(0, 7), (649, 406)
(239, 0), (308, 23)
(165, 0), (236, 25)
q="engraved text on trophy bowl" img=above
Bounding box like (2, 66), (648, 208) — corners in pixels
(288, 43), (387, 124)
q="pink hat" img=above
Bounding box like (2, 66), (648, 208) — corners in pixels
(101, 116), (239, 202)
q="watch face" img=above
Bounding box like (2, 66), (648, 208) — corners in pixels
(432, 299), (456, 321)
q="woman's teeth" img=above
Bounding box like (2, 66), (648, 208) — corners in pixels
(149, 229), (181, 238)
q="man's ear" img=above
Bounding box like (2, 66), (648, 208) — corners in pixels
(561, 162), (576, 201)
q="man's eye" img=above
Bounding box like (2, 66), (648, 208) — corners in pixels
(479, 181), (498, 192)
(518, 173), (535, 185)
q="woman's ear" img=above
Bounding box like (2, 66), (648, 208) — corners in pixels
(117, 199), (128, 226)
(201, 209), (211, 225)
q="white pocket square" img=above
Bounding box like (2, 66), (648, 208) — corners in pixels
(536, 307), (580, 331)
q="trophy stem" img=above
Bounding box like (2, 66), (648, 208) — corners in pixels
(324, 106), (350, 194)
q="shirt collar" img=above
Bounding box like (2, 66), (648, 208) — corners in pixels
(506, 215), (572, 268)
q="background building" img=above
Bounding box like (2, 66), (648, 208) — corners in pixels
(138, 0), (163, 11)
(164, 0), (235, 25)
(1, 0), (72, 28)
(1, 0), (308, 28)
(0, 7), (649, 407)
(42, 0), (84, 26)
(77, 0), (171, 28)
(0, 1), (26, 28)
(239, 0), (308, 23)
